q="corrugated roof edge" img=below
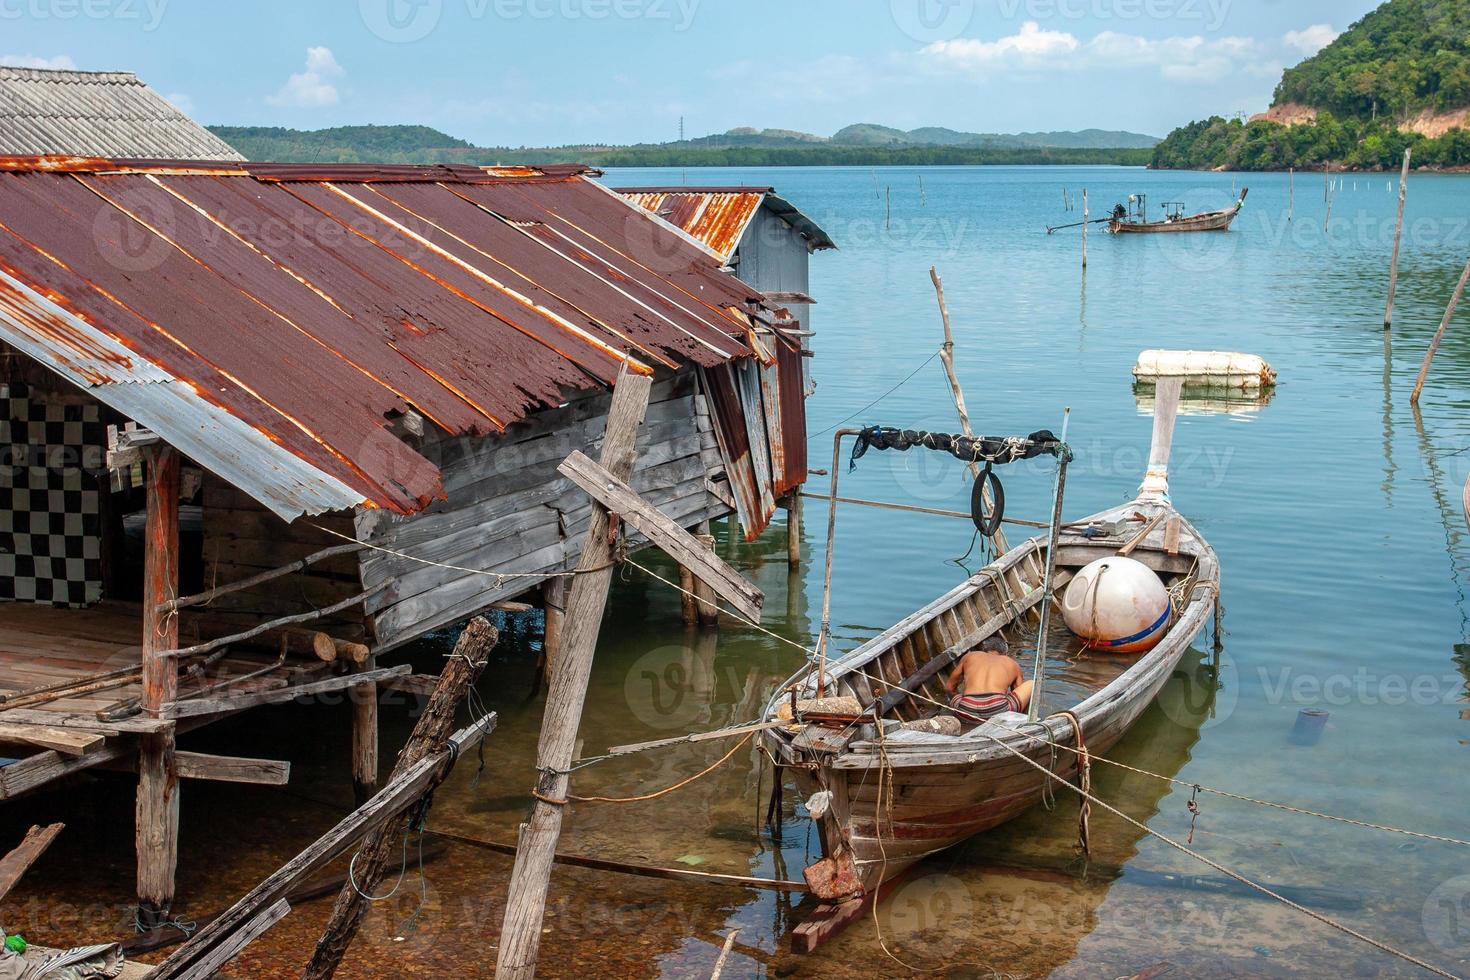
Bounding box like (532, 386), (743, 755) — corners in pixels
(0, 157), (602, 182)
(613, 185), (837, 252)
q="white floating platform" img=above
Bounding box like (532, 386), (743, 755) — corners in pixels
(1133, 349), (1277, 391)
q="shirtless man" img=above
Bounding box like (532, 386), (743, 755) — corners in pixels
(943, 635), (1033, 724)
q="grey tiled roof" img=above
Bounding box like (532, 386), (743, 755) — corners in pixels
(0, 66), (244, 159)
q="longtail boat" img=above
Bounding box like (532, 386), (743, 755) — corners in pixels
(1109, 188), (1248, 233)
(762, 380), (1220, 950)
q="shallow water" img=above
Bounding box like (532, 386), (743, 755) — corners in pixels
(8, 165), (1470, 977)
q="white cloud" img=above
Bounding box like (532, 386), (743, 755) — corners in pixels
(1284, 24), (1339, 57)
(923, 22), (1080, 68)
(920, 27), (1263, 85)
(0, 54), (77, 70)
(268, 46), (344, 108)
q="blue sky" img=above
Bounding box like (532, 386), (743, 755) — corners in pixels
(1, 0), (1383, 144)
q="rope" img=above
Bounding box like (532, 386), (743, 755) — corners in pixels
(347, 818), (416, 902)
(974, 730), (1459, 979)
(811, 346), (943, 437)
(1059, 710), (1091, 856)
(567, 732), (755, 804)
(310, 523), (616, 587)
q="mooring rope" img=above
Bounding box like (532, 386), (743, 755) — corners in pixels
(566, 732), (755, 804)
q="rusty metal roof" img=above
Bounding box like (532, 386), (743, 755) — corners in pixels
(617, 187), (836, 263)
(0, 158), (770, 519)
(0, 67), (245, 160)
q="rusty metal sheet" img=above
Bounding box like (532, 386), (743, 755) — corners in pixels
(619, 189), (764, 264)
(0, 159), (785, 520)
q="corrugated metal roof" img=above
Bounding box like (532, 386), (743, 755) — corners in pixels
(0, 158), (770, 520)
(0, 67), (244, 160)
(617, 186), (837, 262)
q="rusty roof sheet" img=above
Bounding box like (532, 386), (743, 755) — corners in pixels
(0, 158), (769, 519)
(618, 187), (836, 263)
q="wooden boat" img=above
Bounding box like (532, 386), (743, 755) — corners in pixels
(762, 382), (1220, 948)
(1110, 188), (1248, 234)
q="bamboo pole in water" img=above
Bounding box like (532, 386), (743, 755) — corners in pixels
(1410, 257), (1470, 406)
(1028, 409), (1071, 722)
(931, 266), (1009, 555)
(1288, 167), (1294, 222)
(1082, 189), (1089, 270)
(1385, 148), (1412, 331)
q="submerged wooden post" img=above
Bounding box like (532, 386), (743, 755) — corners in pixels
(137, 445), (180, 929)
(785, 494), (802, 567)
(495, 371), (652, 980)
(1385, 148), (1412, 331)
(349, 655), (379, 807)
(303, 618), (498, 980)
(930, 266), (1008, 554)
(1410, 257), (1470, 406)
(677, 561), (698, 625)
(1288, 167), (1295, 222)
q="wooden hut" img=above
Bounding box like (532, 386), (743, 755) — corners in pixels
(0, 156), (805, 925)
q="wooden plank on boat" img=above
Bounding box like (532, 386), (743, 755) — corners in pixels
(557, 450), (763, 623)
(792, 863), (918, 954)
(1164, 517), (1182, 556)
(792, 725), (857, 756)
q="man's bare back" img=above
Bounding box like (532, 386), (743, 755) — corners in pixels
(942, 638), (1034, 719)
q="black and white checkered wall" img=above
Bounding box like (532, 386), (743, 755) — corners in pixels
(0, 383), (104, 606)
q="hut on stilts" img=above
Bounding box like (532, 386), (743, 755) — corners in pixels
(0, 151), (811, 930)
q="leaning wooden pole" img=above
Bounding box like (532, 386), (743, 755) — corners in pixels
(137, 444), (180, 929)
(1385, 148), (1412, 331)
(930, 266), (1009, 554)
(1081, 189), (1089, 270)
(495, 370), (653, 979)
(1410, 257), (1470, 406)
(302, 618), (499, 980)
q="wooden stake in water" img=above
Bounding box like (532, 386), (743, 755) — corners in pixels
(1324, 164), (1334, 233)
(1028, 408), (1071, 722)
(1385, 148), (1412, 331)
(885, 186), (892, 230)
(1410, 257), (1470, 407)
(1082, 189), (1089, 270)
(1288, 167), (1295, 223)
(919, 174), (926, 207)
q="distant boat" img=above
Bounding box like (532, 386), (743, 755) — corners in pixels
(1110, 188), (1248, 234)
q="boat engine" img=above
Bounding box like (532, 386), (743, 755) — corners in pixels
(1060, 556), (1170, 653)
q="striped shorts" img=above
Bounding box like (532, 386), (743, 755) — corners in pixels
(950, 691), (1022, 725)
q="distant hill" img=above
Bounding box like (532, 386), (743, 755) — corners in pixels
(211, 122), (1158, 167)
(1153, 0), (1470, 171)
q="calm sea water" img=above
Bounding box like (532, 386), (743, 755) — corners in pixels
(10, 165), (1470, 977)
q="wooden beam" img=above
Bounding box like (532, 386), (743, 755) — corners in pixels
(496, 370), (652, 980)
(302, 618), (499, 980)
(377, 674), (439, 698)
(0, 722), (103, 756)
(147, 711), (497, 980)
(101, 752), (291, 786)
(349, 657), (379, 807)
(159, 665), (410, 720)
(558, 449), (763, 623)
(0, 823), (64, 902)
(0, 707), (169, 736)
(175, 898), (290, 980)
(138, 444), (181, 929)
(160, 542), (366, 615)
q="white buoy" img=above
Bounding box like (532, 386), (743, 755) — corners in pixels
(1061, 556), (1171, 653)
(1133, 349), (1277, 391)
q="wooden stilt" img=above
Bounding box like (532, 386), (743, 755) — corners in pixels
(785, 494), (802, 568)
(1081, 189), (1089, 269)
(1410, 256), (1470, 406)
(694, 522), (719, 629)
(137, 445), (180, 930)
(541, 578), (565, 678)
(495, 371), (652, 980)
(1385, 148), (1412, 331)
(678, 559), (698, 626)
(349, 655), (379, 807)
(302, 619), (499, 980)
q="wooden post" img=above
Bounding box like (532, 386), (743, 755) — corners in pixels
(1324, 164), (1334, 233)
(302, 618), (498, 980)
(1081, 189), (1088, 270)
(541, 577), (565, 677)
(137, 445), (180, 930)
(785, 494), (802, 568)
(677, 559), (698, 626)
(930, 266), (1008, 554)
(694, 525), (719, 629)
(495, 371), (652, 980)
(1385, 148), (1412, 331)
(1288, 167), (1294, 223)
(349, 655), (379, 807)
(1410, 257), (1470, 406)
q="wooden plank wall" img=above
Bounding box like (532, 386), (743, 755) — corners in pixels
(199, 477), (365, 641)
(357, 370), (732, 652)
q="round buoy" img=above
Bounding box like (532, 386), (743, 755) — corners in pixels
(1061, 556), (1171, 653)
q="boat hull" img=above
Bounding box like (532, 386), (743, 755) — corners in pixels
(1111, 209), (1240, 233)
